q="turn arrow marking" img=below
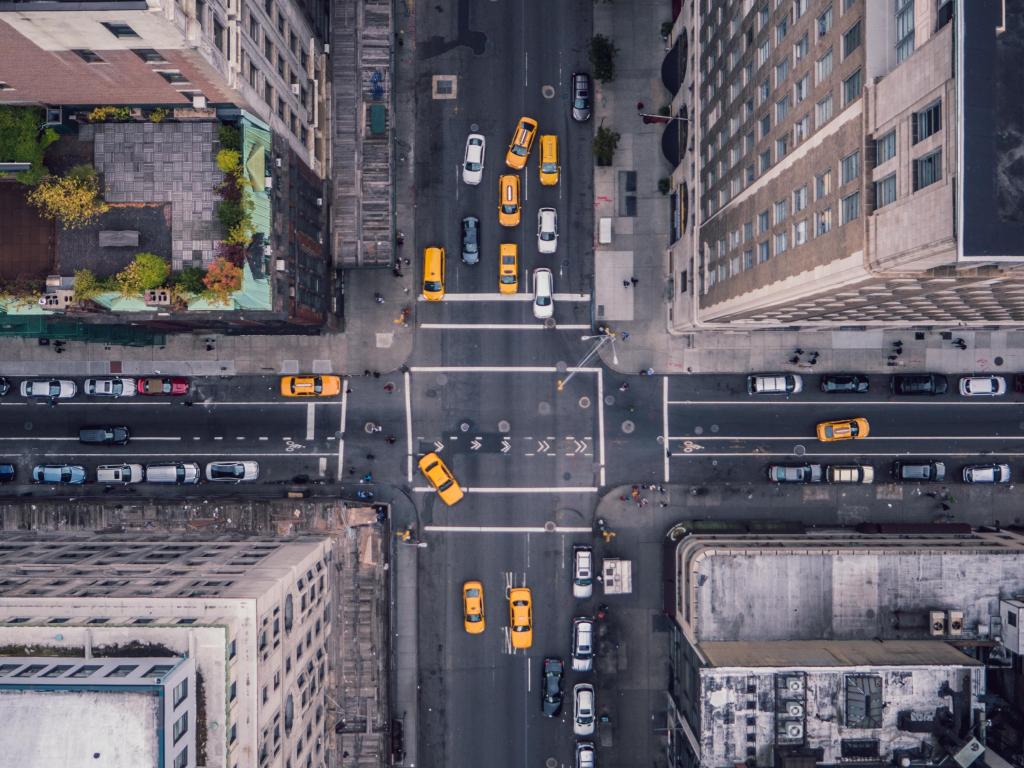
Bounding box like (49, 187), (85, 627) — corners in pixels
(433, 440), (444, 452)
(536, 439), (550, 453)
(500, 438), (511, 454)
(470, 438), (482, 450)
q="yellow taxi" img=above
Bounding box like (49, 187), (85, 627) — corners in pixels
(462, 580), (485, 634)
(498, 174), (521, 227)
(505, 116), (538, 169)
(422, 246), (446, 301)
(499, 243), (519, 294)
(538, 134), (559, 186)
(418, 451), (464, 505)
(816, 417), (870, 442)
(279, 375), (342, 397)
(508, 586), (533, 649)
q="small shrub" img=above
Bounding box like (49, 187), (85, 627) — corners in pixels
(658, 177), (671, 195)
(87, 106), (131, 123)
(216, 199), (245, 231)
(589, 34), (618, 83)
(218, 124), (242, 152)
(172, 266), (207, 295)
(149, 108), (169, 123)
(658, 105), (671, 116)
(224, 221), (253, 247)
(216, 175), (243, 202)
(203, 258), (243, 301)
(73, 269), (103, 301)
(216, 149), (242, 176)
(593, 124), (621, 166)
(661, 21), (674, 39)
(27, 173), (109, 229)
(115, 252), (170, 296)
(216, 241), (246, 267)
(0, 106), (58, 186)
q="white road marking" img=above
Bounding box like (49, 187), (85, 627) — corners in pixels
(419, 323), (591, 331)
(235, 436), (245, 440)
(306, 403), (316, 441)
(411, 366), (600, 374)
(417, 292), (590, 302)
(666, 399), (1022, 406)
(597, 368), (606, 487)
(672, 450), (1024, 458)
(16, 401), (173, 407)
(259, 436), (269, 441)
(338, 385), (348, 482)
(404, 370), (414, 482)
(319, 456), (327, 476)
(663, 375), (670, 483)
(36, 451), (337, 458)
(667, 435), (1024, 441)
(0, 436), (180, 441)
(178, 400), (341, 406)
(527, 656), (531, 693)
(424, 524), (593, 533)
(413, 486), (598, 493)
(214, 436), (223, 441)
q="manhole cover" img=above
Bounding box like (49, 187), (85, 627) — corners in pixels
(544, 318), (557, 329)
(555, 361), (568, 372)
(710, 424), (720, 433)
(470, 122), (479, 131)
(546, 759), (558, 768)
(694, 426), (704, 435)
(542, 85), (555, 99)
(622, 420), (635, 434)
(498, 420), (511, 433)
(459, 422), (471, 432)
(794, 444), (806, 455)
(563, 472), (573, 481)
(604, 395), (615, 406)
(23, 422), (32, 431)
(544, 521), (557, 532)
(436, 373), (448, 386)
(994, 356), (1004, 366)
(578, 396), (591, 409)
(539, 401), (552, 415)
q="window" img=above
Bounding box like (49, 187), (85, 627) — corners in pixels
(841, 150), (860, 184)
(793, 185), (808, 212)
(277, 54), (286, 78)
(874, 173), (897, 208)
(913, 100), (942, 144)
(793, 0), (808, 18)
(73, 49), (104, 63)
(793, 32), (808, 63)
(793, 114), (809, 143)
(133, 48), (167, 63)
(746, 163), (756, 183)
(774, 231), (788, 254)
(817, 5), (833, 38)
(937, 0), (954, 28)
(776, 16), (789, 44)
(1008, 610), (1018, 628)
(794, 219), (808, 245)
(743, 249), (754, 269)
(758, 240), (771, 262)
(195, 0), (206, 27)
(758, 39), (771, 67)
(774, 198), (789, 223)
(913, 149), (942, 191)
(875, 130), (896, 164)
(794, 75), (808, 103)
(745, 131), (755, 153)
(896, 0), (915, 63)
(775, 135), (790, 160)
(758, 210), (771, 233)
(758, 3), (770, 29)
(745, 99), (755, 120)
(815, 93), (833, 128)
(277, 11), (285, 35)
(760, 113), (771, 138)
(730, 256), (740, 275)
(776, 96), (790, 122)
(843, 0), (856, 10)
(173, 712), (189, 744)
(173, 678), (189, 707)
(101, 21), (139, 38)
(842, 69), (862, 105)
(760, 149), (772, 173)
(775, 58), (789, 87)
(815, 169), (832, 199)
(816, 48), (833, 84)
(744, 221), (753, 242)
(157, 70), (189, 84)
(759, 78), (770, 104)
(264, 38), (273, 60)
(173, 747), (188, 768)
(815, 207), (833, 235)
(842, 20), (861, 58)
(229, 681), (237, 702)
(841, 191), (861, 223)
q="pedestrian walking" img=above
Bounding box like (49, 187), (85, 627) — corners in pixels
(366, 453), (376, 461)
(385, 435), (397, 445)
(383, 382), (395, 393)
(622, 280), (631, 288)
(794, 348), (804, 355)
(618, 382), (630, 392)
(789, 356), (800, 364)
(621, 331), (630, 341)
(630, 276), (638, 286)
(374, 292), (385, 304)
(640, 497), (649, 507)
(636, 101), (645, 111)
(372, 371), (381, 379)
(363, 370), (371, 376)
(658, 501), (668, 508)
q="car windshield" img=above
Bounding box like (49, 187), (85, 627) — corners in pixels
(542, 162), (557, 172)
(500, 275), (517, 284)
(502, 202), (517, 213)
(574, 97), (588, 108)
(212, 464), (243, 479)
(423, 280), (442, 292)
(536, 295), (551, 306)
(465, 160), (480, 171)
(48, 383), (60, 396)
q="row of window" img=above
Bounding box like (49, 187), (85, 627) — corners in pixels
(874, 148), (943, 209)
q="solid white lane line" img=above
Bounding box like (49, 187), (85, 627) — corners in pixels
(0, 436), (179, 441)
(666, 399), (1023, 406)
(22, 401), (173, 406)
(419, 323), (591, 331)
(667, 435), (1024, 441)
(319, 456), (328, 476)
(37, 451), (338, 458)
(306, 403), (316, 441)
(424, 525), (594, 533)
(597, 368), (606, 487)
(417, 292), (590, 302)
(663, 375), (670, 483)
(410, 366), (600, 374)
(179, 401), (341, 406)
(404, 370), (413, 483)
(672, 450), (1024, 458)
(235, 436), (245, 441)
(214, 436), (223, 441)
(338, 385), (348, 482)
(413, 486), (598, 493)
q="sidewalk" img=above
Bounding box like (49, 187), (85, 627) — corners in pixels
(591, 1), (1024, 377)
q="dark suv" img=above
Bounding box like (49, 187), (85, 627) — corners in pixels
(541, 657), (564, 717)
(571, 72), (591, 122)
(820, 374), (869, 393)
(892, 460), (946, 482)
(461, 216), (479, 265)
(79, 425), (130, 445)
(891, 373), (948, 396)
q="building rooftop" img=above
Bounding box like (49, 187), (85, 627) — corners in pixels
(699, 639), (983, 668)
(0, 689), (158, 767)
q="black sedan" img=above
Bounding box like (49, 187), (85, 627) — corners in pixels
(461, 216), (479, 265)
(541, 657), (564, 717)
(820, 374), (869, 393)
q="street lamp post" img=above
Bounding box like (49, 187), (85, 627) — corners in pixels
(639, 113), (691, 125)
(557, 332), (618, 392)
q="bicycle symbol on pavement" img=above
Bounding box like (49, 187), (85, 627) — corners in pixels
(681, 440), (705, 453)
(285, 440), (305, 453)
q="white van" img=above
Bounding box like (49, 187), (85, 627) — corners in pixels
(97, 464), (144, 484)
(145, 462), (201, 484)
(747, 373), (803, 395)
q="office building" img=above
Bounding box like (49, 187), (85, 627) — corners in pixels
(0, 534), (333, 768)
(664, 0), (1024, 326)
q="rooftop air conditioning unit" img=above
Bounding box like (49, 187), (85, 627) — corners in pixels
(275, 157), (282, 168)
(324, 44), (330, 54)
(192, 94), (207, 109)
(785, 677), (803, 693)
(264, 245), (273, 256)
(948, 610), (964, 637)
(786, 702), (804, 718)
(785, 722), (804, 739)
(264, 175), (273, 189)
(316, 197), (323, 207)
(930, 611), (947, 636)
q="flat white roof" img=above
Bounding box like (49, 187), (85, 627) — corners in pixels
(0, 689), (158, 767)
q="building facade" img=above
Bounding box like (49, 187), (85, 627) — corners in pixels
(665, 0), (1024, 327)
(0, 534), (333, 768)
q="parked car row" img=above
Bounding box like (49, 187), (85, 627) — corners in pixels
(3, 461), (261, 485)
(768, 461), (1010, 484)
(747, 373), (1010, 397)
(5, 376), (190, 401)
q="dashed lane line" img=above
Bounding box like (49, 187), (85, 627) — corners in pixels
(413, 486), (598, 494)
(416, 292), (590, 302)
(424, 525), (593, 533)
(419, 323), (591, 331)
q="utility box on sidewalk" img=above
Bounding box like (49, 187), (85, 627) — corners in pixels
(599, 217), (612, 244)
(602, 558), (632, 594)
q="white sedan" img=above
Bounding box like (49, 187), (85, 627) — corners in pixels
(958, 375), (1006, 397)
(537, 207), (558, 254)
(462, 133), (486, 185)
(85, 377), (137, 397)
(532, 268), (554, 320)
(21, 379), (76, 399)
